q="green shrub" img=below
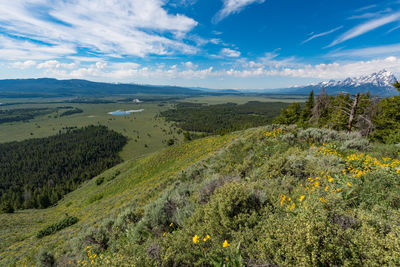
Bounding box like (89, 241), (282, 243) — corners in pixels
(369, 142), (400, 158)
(340, 138), (370, 151)
(36, 249), (55, 267)
(198, 175), (238, 204)
(37, 216), (79, 238)
(297, 128), (361, 144)
(96, 177), (104, 186)
(73, 219), (118, 257)
(160, 182), (268, 266)
(107, 170), (121, 182)
(88, 194), (103, 204)
(1, 202), (14, 214)
(113, 205), (143, 234)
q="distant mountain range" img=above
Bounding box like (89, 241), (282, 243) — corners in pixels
(0, 70), (398, 98)
(262, 70), (398, 96)
(0, 78), (234, 98)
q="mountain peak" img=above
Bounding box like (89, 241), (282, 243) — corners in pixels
(281, 70), (398, 96)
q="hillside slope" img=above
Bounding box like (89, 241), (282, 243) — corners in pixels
(1, 125), (400, 266)
(0, 133), (234, 265)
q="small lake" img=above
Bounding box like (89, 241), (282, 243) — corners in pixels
(108, 109), (144, 115)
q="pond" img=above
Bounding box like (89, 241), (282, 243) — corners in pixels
(108, 109), (144, 115)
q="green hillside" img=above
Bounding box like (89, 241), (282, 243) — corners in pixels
(1, 125), (400, 266)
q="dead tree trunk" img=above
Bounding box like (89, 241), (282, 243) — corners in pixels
(347, 93), (360, 133)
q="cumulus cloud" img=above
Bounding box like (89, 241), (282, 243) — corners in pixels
(39, 55), (400, 83)
(184, 61), (198, 69)
(10, 60), (36, 69)
(37, 60), (76, 69)
(221, 48), (241, 57)
(0, 0), (198, 60)
(222, 56), (400, 79)
(213, 0), (265, 23)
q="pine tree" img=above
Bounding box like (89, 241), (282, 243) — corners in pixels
(393, 81), (400, 92)
(299, 90), (314, 127)
(372, 83), (400, 143)
(274, 102), (302, 125)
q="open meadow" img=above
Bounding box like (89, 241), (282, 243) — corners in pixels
(0, 95), (302, 160)
(0, 100), (181, 161)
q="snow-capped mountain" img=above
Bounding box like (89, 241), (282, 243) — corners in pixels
(279, 70), (399, 96)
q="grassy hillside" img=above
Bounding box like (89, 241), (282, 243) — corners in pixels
(1, 125), (400, 266)
(0, 133), (234, 265)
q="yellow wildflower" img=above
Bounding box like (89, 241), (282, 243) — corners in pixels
(193, 235), (199, 244)
(280, 194), (286, 206)
(223, 240), (230, 248)
(203, 234), (211, 242)
(347, 182), (352, 187)
(320, 197), (327, 203)
(299, 195), (305, 202)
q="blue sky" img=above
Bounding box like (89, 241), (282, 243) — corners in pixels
(1, 0), (400, 89)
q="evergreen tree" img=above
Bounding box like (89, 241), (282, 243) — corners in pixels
(310, 88), (332, 127)
(327, 93), (352, 131)
(393, 81), (400, 92)
(299, 90), (314, 126)
(0, 125), (127, 210)
(274, 102), (302, 125)
(1, 201), (14, 214)
(372, 84), (400, 143)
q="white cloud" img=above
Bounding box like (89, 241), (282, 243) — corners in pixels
(256, 52), (299, 68)
(213, 0), (265, 23)
(111, 62), (140, 69)
(222, 56), (400, 79)
(0, 0), (198, 60)
(301, 26), (343, 44)
(37, 60), (76, 69)
(11, 60), (36, 69)
(329, 12), (400, 47)
(67, 56), (103, 62)
(25, 55), (400, 85)
(355, 5), (377, 13)
(387, 25), (400, 33)
(327, 43), (400, 58)
(274, 57), (400, 79)
(210, 38), (222, 45)
(0, 35), (76, 60)
(184, 61), (197, 69)
(221, 48), (241, 57)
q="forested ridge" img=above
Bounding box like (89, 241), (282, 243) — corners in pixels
(0, 125), (127, 210)
(0, 107), (55, 124)
(0, 106), (83, 124)
(161, 101), (289, 134)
